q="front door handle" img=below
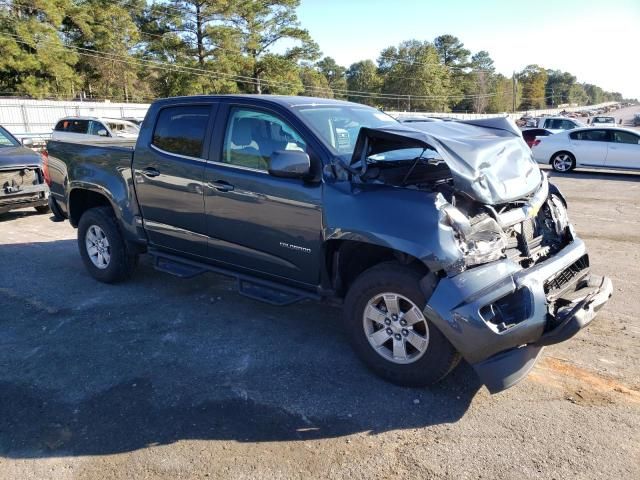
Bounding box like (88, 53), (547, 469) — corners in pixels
(208, 180), (234, 192)
(142, 167), (160, 178)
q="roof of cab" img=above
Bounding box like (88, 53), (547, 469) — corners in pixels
(152, 94), (363, 108)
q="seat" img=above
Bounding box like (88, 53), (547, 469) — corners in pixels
(229, 118), (267, 170)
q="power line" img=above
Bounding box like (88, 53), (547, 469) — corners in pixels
(0, 31), (505, 102)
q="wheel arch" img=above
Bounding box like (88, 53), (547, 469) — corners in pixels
(68, 187), (116, 227)
(324, 238), (431, 298)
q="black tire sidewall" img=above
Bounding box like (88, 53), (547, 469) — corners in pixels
(77, 207), (135, 283)
(34, 205), (50, 214)
(343, 263), (458, 387)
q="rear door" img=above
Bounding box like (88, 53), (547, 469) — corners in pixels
(203, 102), (323, 285)
(605, 130), (640, 169)
(133, 103), (216, 257)
(568, 129), (610, 167)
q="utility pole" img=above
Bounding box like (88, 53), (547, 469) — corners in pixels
(512, 72), (517, 112)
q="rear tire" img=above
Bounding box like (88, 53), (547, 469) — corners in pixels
(48, 195), (66, 221)
(343, 262), (460, 387)
(550, 152), (576, 173)
(77, 207), (137, 283)
(34, 204), (50, 214)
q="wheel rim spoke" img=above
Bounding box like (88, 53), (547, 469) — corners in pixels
(406, 331), (428, 353)
(403, 306), (424, 326)
(383, 294), (400, 315)
(392, 337), (407, 361)
(369, 328), (391, 347)
(365, 305), (387, 326)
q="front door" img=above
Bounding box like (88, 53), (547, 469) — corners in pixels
(605, 130), (640, 169)
(569, 129), (609, 167)
(203, 105), (323, 285)
(133, 103), (214, 257)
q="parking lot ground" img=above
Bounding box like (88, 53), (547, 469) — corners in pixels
(1, 169), (639, 480)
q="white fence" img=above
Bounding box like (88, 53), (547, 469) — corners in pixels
(0, 98), (150, 141)
(0, 97), (619, 142)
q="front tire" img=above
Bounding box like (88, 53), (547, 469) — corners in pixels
(343, 262), (460, 387)
(77, 207), (137, 283)
(550, 152), (575, 173)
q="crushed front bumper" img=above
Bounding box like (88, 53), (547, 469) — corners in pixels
(423, 237), (613, 393)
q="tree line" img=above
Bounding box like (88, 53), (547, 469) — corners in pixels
(0, 1), (632, 112)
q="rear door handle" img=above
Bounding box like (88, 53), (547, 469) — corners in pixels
(142, 167), (160, 178)
(208, 180), (234, 192)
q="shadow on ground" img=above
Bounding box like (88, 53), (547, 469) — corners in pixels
(0, 239), (482, 458)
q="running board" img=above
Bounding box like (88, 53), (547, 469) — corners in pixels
(155, 255), (207, 278)
(150, 250), (317, 306)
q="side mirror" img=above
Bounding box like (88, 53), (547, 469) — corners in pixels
(268, 150), (311, 179)
(21, 138), (34, 147)
(97, 129), (108, 137)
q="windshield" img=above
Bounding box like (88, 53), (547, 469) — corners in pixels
(0, 126), (20, 147)
(593, 117), (614, 123)
(107, 121), (140, 135)
(294, 105), (398, 158)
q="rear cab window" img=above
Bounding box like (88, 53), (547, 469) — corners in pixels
(152, 105), (211, 158)
(55, 119), (89, 134)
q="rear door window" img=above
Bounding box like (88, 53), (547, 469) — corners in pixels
(570, 129), (609, 141)
(152, 105), (211, 158)
(612, 131), (640, 144)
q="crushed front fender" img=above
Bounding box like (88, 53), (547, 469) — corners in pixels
(423, 237), (613, 393)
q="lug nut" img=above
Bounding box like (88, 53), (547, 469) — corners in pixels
(402, 329), (409, 336)
(392, 314), (398, 321)
(386, 328), (393, 335)
(399, 319), (407, 326)
(384, 318), (391, 325)
(394, 334), (402, 340)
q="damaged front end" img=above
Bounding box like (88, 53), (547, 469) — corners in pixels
(347, 121), (613, 393)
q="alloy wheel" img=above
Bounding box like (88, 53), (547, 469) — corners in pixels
(553, 153), (573, 172)
(362, 292), (430, 364)
(85, 224), (111, 269)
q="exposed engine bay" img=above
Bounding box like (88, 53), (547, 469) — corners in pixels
(343, 118), (574, 274)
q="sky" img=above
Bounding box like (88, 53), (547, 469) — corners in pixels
(295, 0), (640, 99)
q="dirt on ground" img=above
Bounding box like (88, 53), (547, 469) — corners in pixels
(0, 167), (639, 479)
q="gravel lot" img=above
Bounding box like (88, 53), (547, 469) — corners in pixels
(1, 167), (639, 479)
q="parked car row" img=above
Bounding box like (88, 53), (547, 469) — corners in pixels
(532, 127), (640, 172)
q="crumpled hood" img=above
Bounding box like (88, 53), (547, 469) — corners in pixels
(350, 117), (542, 205)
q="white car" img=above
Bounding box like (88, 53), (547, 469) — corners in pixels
(589, 116), (616, 127)
(532, 127), (640, 172)
(51, 117), (140, 142)
(534, 117), (586, 130)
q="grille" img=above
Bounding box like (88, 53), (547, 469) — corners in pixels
(544, 254), (589, 296)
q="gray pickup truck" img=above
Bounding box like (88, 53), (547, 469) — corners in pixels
(46, 95), (613, 393)
(1, 125), (50, 215)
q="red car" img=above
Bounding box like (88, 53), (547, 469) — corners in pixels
(521, 128), (555, 148)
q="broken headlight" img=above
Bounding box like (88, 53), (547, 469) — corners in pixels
(547, 195), (569, 236)
(437, 194), (507, 269)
